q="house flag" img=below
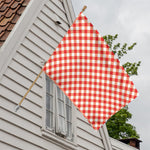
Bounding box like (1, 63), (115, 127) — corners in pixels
(42, 12), (139, 130)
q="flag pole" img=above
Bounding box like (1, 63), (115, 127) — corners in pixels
(15, 6), (87, 112)
(81, 5), (87, 13)
(15, 69), (43, 112)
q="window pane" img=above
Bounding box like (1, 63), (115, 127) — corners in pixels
(46, 111), (53, 129)
(46, 75), (54, 129)
(59, 116), (65, 133)
(65, 95), (72, 138)
(46, 76), (50, 93)
(50, 80), (53, 95)
(58, 100), (64, 116)
(66, 105), (72, 122)
(67, 122), (72, 138)
(46, 75), (53, 94)
(46, 94), (53, 111)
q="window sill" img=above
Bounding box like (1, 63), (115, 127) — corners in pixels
(41, 129), (78, 150)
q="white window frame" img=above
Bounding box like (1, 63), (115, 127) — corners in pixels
(42, 74), (77, 148)
(55, 86), (67, 136)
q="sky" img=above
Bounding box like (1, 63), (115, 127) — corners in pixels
(71, 0), (150, 149)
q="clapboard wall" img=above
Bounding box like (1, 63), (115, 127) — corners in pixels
(0, 0), (105, 149)
(0, 0), (138, 150)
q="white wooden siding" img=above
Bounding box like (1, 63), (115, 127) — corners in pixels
(76, 110), (104, 150)
(0, 141), (21, 150)
(0, 0), (135, 150)
(0, 0), (72, 149)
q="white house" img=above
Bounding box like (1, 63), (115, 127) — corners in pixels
(0, 0), (138, 149)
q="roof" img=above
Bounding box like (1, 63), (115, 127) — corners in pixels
(0, 0), (30, 47)
(119, 138), (142, 149)
(119, 138), (142, 143)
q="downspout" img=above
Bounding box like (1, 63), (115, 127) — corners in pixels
(99, 124), (113, 150)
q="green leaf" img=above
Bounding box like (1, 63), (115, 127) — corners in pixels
(104, 34), (141, 140)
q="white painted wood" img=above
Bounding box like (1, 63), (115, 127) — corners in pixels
(99, 124), (112, 150)
(76, 110), (107, 150)
(9, 60), (43, 87)
(0, 76), (42, 106)
(41, 4), (69, 30)
(17, 45), (44, 69)
(0, 131), (45, 150)
(77, 128), (104, 148)
(41, 131), (77, 150)
(76, 111), (102, 138)
(27, 31), (56, 55)
(33, 18), (63, 42)
(1, 119), (70, 150)
(22, 37), (51, 60)
(38, 11), (67, 36)
(0, 108), (41, 136)
(45, 0), (68, 24)
(0, 96), (42, 126)
(0, 0), (136, 149)
(77, 136), (104, 150)
(30, 24), (59, 49)
(63, 0), (75, 25)
(0, 88), (42, 117)
(0, 0), (47, 81)
(13, 52), (42, 74)
(77, 146), (87, 150)
(51, 0), (65, 12)
(65, 0), (76, 21)
(0, 141), (22, 150)
(4, 67), (42, 96)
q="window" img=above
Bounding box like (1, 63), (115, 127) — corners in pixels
(45, 75), (73, 140)
(46, 76), (54, 130)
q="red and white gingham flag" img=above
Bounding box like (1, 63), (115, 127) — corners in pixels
(43, 12), (138, 130)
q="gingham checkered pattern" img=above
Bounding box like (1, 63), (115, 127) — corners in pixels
(43, 12), (138, 130)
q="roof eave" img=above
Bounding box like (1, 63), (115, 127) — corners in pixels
(0, 0), (47, 81)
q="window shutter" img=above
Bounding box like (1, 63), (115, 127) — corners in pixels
(65, 96), (72, 139)
(45, 76), (73, 139)
(46, 76), (55, 130)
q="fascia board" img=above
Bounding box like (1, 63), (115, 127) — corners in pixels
(0, 0), (47, 81)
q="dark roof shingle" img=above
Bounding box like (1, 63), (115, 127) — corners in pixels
(0, 0), (30, 47)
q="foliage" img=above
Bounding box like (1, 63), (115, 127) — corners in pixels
(103, 34), (141, 76)
(103, 34), (140, 139)
(106, 106), (140, 139)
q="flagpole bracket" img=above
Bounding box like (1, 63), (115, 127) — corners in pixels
(15, 105), (20, 112)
